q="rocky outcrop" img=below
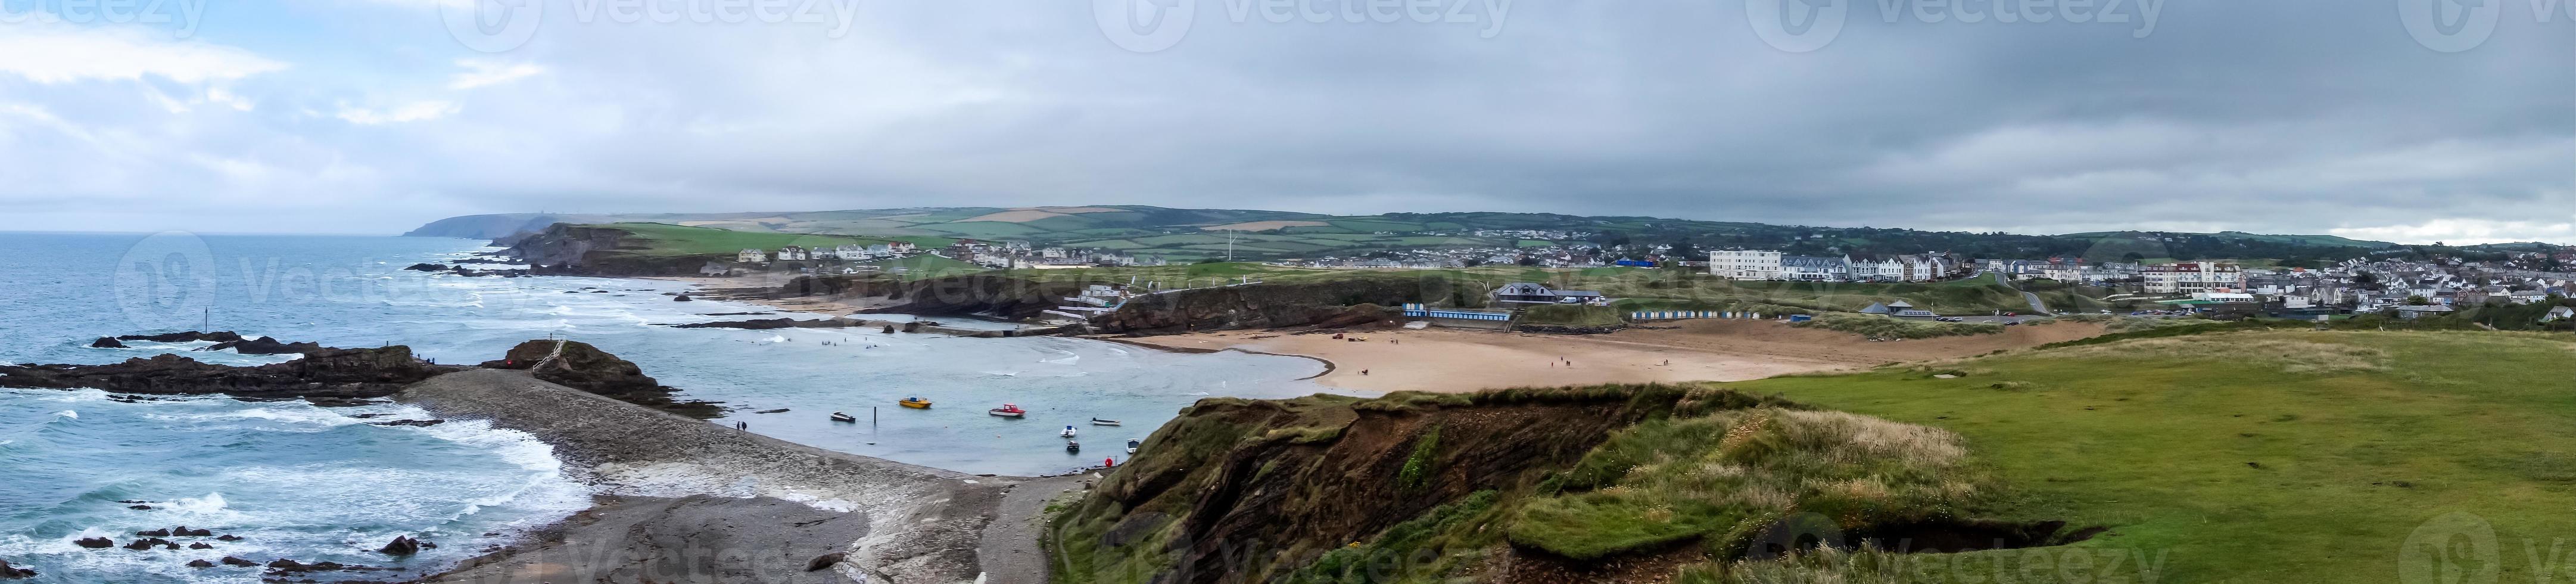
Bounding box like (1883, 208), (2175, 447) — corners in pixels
(203, 337), (329, 355)
(1089, 275), (1479, 334)
(404, 263), (532, 278)
(115, 331), (245, 344)
(379, 535), (422, 555)
(0, 347), (449, 399)
(503, 223), (721, 277)
(858, 275), (1094, 321)
(89, 337), (126, 349)
(478, 340), (721, 418)
(73, 538), (113, 549)
(0, 558), (33, 579)
(1056, 386), (1794, 584)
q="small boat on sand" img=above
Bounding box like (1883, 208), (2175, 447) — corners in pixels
(899, 397), (933, 409)
(989, 403), (1027, 418)
(1125, 439), (1142, 454)
(830, 412), (856, 423)
(1089, 418), (1122, 426)
(1061, 425), (1079, 438)
(1066, 439), (1081, 452)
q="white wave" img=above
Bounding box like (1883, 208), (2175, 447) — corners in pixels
(55, 410), (77, 420)
(982, 371), (1020, 377)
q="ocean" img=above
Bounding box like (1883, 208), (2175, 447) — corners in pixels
(0, 231), (1337, 582)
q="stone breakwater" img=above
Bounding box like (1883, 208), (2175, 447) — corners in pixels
(399, 369), (1007, 584)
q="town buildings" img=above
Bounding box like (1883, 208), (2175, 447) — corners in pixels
(2142, 262), (2245, 294)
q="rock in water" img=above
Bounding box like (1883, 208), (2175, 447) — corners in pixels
(89, 337), (126, 349)
(215, 535), (242, 542)
(172, 526), (211, 537)
(220, 557), (257, 567)
(134, 529), (170, 537)
(73, 538), (114, 549)
(0, 558), (35, 579)
(803, 552), (846, 572)
(188, 543), (212, 550)
(379, 535), (420, 555)
(673, 294), (693, 302)
(185, 559), (214, 569)
(122, 538), (173, 551)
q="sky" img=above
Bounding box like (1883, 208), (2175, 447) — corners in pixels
(0, 0), (2569, 244)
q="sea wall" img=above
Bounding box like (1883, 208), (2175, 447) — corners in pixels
(398, 369), (1002, 584)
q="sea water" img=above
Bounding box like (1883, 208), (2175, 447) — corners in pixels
(0, 232), (1338, 582)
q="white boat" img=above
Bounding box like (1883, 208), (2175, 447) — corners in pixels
(1090, 418), (1123, 426)
(829, 412), (856, 423)
(1060, 425), (1078, 438)
(1125, 439), (1142, 454)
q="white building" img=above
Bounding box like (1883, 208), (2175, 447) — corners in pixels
(2144, 262), (2245, 294)
(1709, 250), (1784, 280)
(775, 246), (809, 261)
(737, 248), (770, 263)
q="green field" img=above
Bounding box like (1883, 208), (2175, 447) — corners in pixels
(1708, 330), (2576, 583)
(599, 222), (909, 256)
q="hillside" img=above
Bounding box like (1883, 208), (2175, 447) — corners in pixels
(1049, 328), (2576, 583)
(406, 206), (2416, 265)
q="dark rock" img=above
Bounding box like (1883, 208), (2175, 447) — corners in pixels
(115, 331), (244, 344)
(0, 558), (33, 579)
(304, 397), (381, 408)
(136, 529), (170, 537)
(673, 295), (693, 302)
(804, 552), (846, 571)
(1083, 276), (1471, 335)
(188, 543), (213, 549)
(91, 337), (127, 349)
(173, 526), (211, 537)
(186, 559), (215, 568)
(403, 263), (451, 272)
(123, 538), (173, 550)
(221, 557), (257, 567)
(378, 535), (419, 556)
(216, 535), (243, 542)
(478, 340), (721, 418)
(754, 408), (790, 414)
(74, 538), (114, 549)
(201, 336), (329, 355)
(127, 505), (151, 510)
(367, 419), (445, 427)
(0, 347), (448, 400)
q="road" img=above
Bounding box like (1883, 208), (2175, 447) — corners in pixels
(1990, 272), (2052, 315)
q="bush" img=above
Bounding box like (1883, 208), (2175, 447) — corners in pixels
(1520, 304), (1627, 327)
(1790, 313), (2001, 339)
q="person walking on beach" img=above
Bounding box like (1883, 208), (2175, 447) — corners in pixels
(1360, 369), (1369, 375)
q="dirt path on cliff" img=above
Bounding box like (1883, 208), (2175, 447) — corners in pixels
(979, 473), (1095, 583)
(1114, 320), (2107, 394)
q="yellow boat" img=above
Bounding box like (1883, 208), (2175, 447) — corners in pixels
(898, 397), (933, 409)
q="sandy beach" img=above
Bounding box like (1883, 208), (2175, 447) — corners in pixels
(1114, 319), (2108, 394)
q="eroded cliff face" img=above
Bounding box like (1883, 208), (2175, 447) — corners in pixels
(504, 223), (717, 277)
(1054, 386), (1795, 584)
(1088, 276), (1479, 335)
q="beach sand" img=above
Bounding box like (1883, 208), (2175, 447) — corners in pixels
(1113, 319), (2108, 394)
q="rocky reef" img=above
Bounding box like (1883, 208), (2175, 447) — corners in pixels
(500, 223), (722, 277)
(0, 347), (448, 400)
(477, 340), (722, 418)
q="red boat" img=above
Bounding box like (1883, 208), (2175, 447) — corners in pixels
(989, 403), (1027, 418)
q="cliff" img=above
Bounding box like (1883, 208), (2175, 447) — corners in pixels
(1088, 275), (1481, 334)
(404, 213), (603, 239)
(1052, 386), (2085, 584)
(502, 223), (720, 277)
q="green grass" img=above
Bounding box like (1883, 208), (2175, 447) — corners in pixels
(598, 222), (899, 256)
(1790, 312), (2002, 339)
(1708, 330), (2576, 584)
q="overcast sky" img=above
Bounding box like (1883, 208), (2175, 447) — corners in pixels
(1, 0), (2569, 243)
